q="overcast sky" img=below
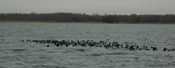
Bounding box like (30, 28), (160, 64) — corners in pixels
(0, 0), (175, 15)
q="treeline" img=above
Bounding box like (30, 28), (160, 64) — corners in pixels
(0, 12), (175, 23)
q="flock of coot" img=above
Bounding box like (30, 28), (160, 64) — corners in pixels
(17, 39), (175, 51)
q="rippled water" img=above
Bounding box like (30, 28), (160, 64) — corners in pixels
(0, 22), (175, 68)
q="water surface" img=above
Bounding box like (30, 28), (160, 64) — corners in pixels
(0, 22), (175, 68)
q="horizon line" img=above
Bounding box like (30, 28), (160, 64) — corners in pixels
(1, 12), (175, 15)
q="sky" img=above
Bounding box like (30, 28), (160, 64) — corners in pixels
(0, 0), (175, 15)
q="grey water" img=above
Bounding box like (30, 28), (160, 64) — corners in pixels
(0, 22), (175, 68)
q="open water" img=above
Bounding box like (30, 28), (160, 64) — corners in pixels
(0, 22), (175, 68)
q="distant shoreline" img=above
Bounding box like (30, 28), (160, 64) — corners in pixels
(0, 20), (175, 24)
(0, 20), (106, 24)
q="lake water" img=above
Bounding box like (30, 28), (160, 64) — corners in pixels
(0, 22), (175, 68)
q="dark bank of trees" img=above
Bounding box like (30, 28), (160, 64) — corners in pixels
(0, 12), (175, 23)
